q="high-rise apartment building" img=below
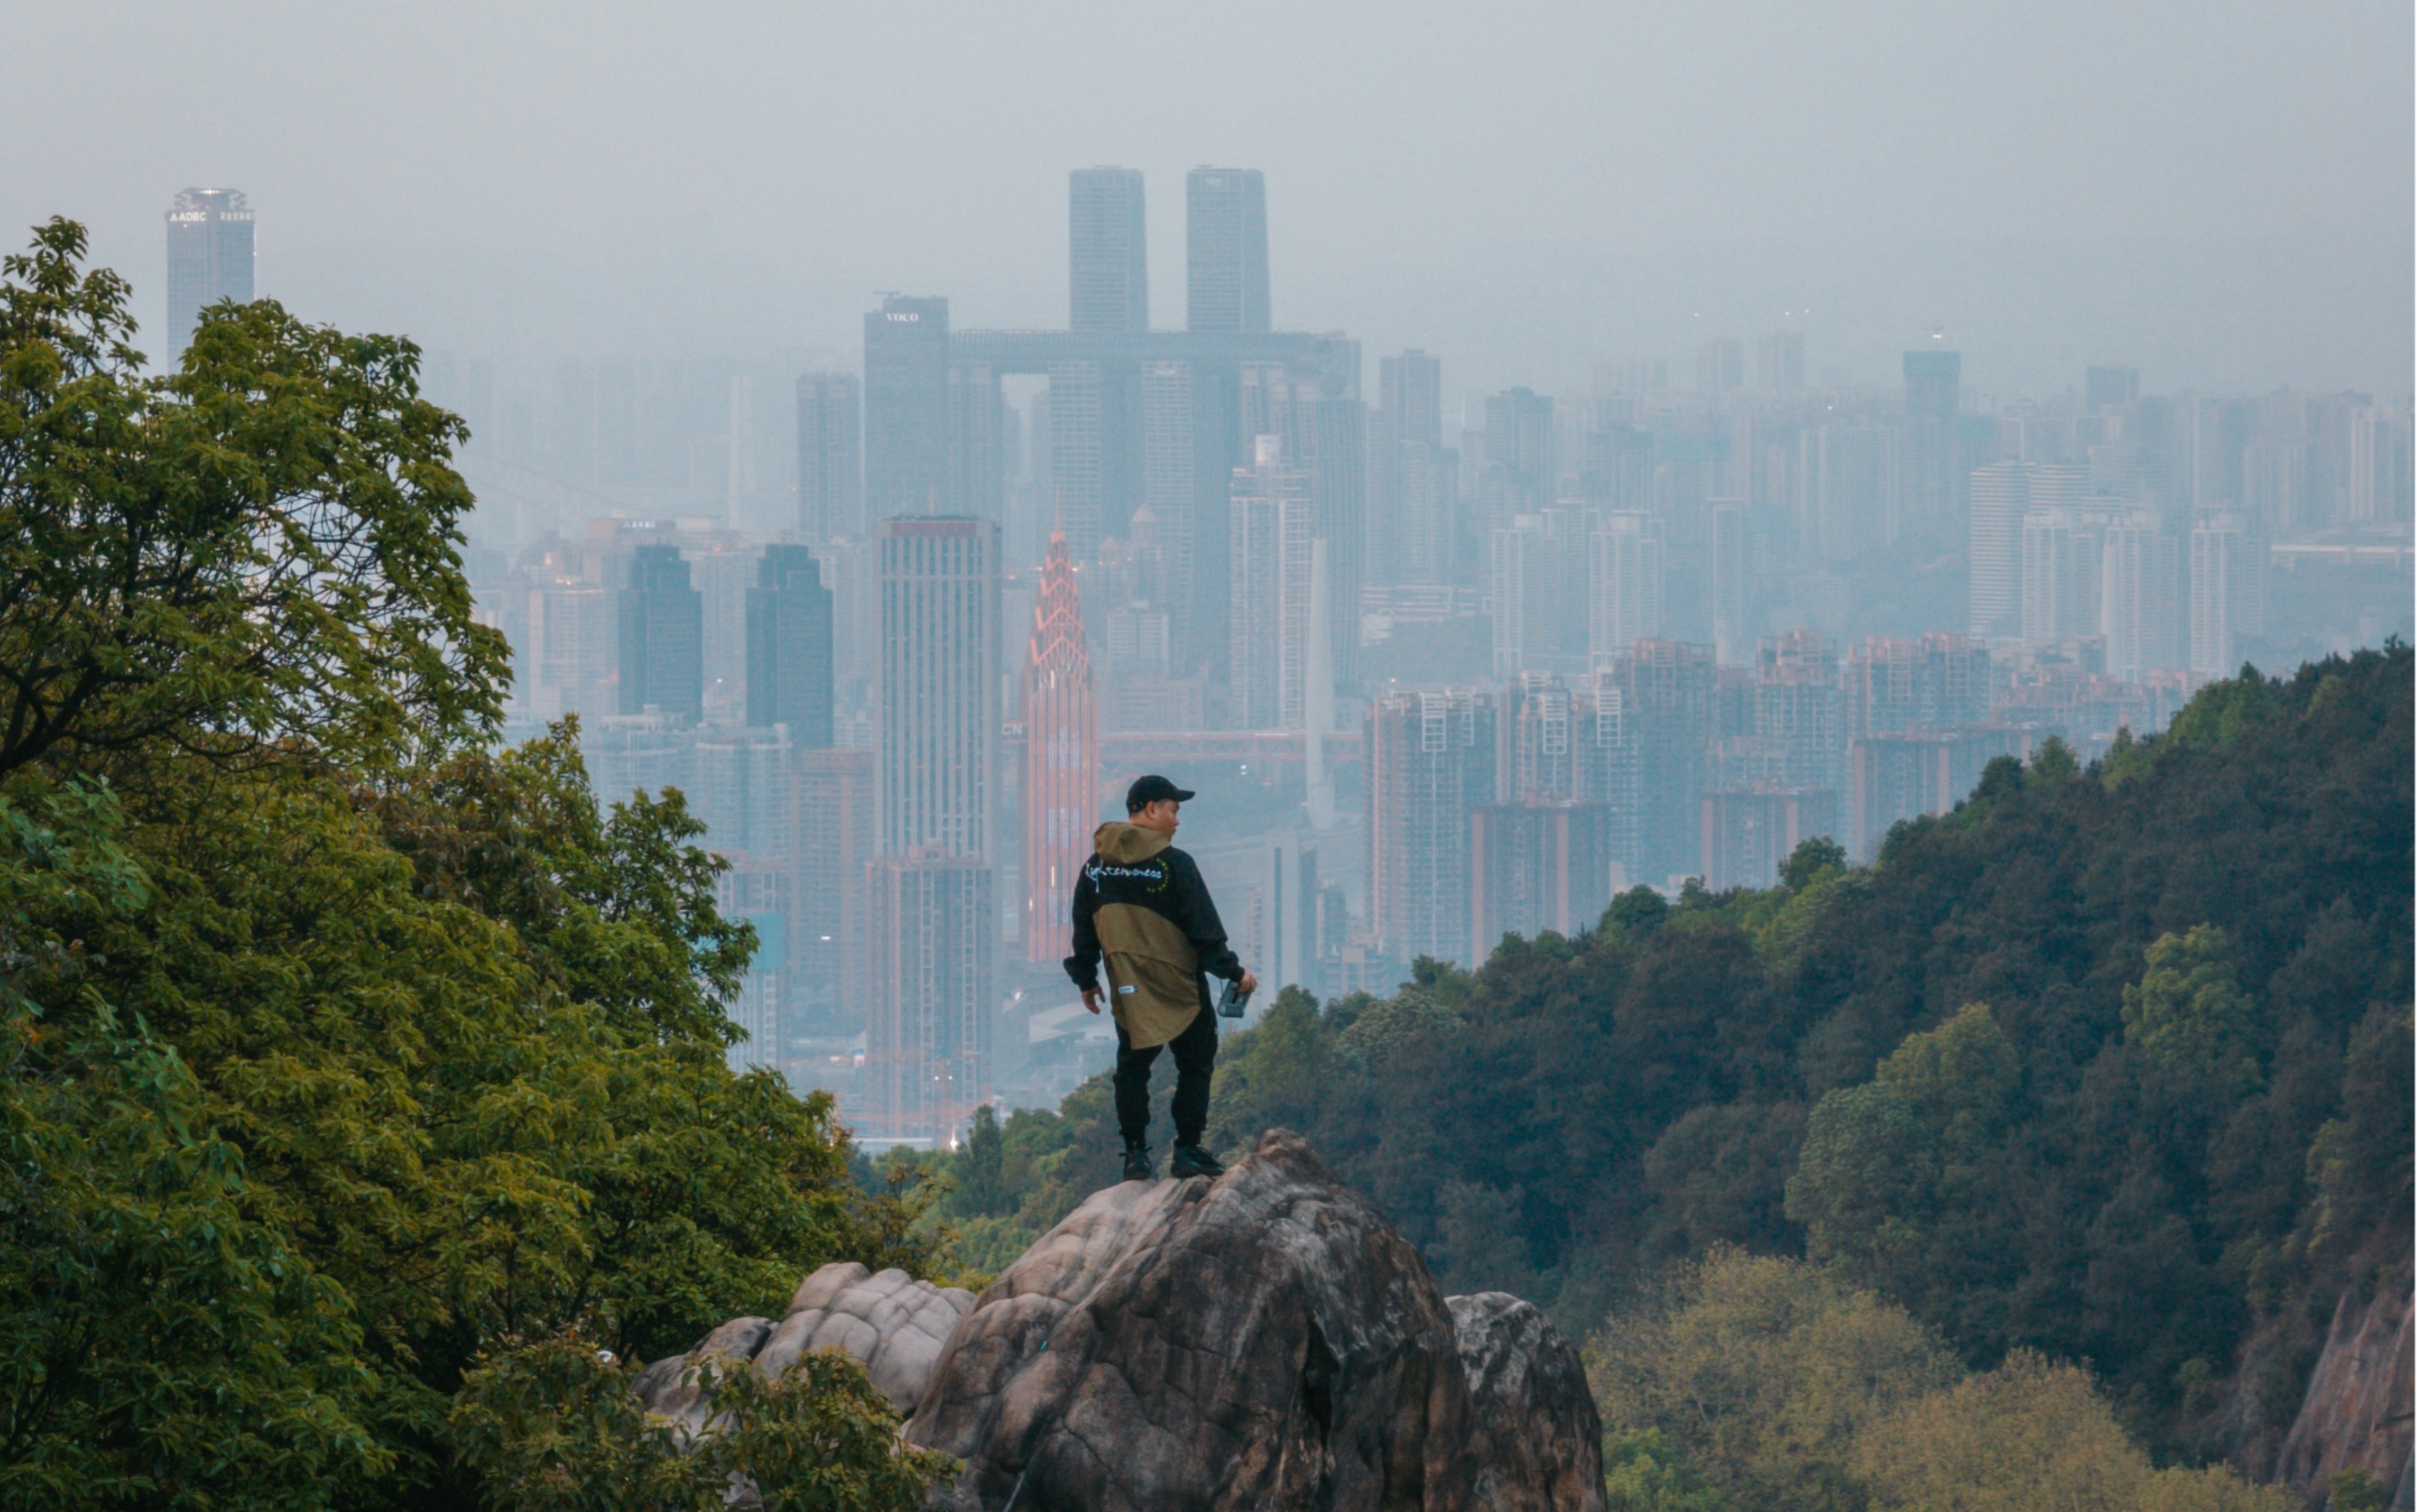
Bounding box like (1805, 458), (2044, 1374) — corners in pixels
(876, 517), (999, 859)
(796, 373), (863, 540)
(164, 188), (254, 358)
(1481, 388), (1556, 525)
(790, 747), (875, 1018)
(1228, 436), (1315, 729)
(865, 296), (951, 519)
(1695, 337), (1745, 395)
(1381, 350), (1445, 451)
(863, 852), (993, 1139)
(2086, 365), (2141, 410)
(1967, 460), (2032, 639)
(1069, 167), (1148, 334)
(745, 544), (835, 744)
(1755, 631), (1844, 791)
(1613, 640), (1717, 886)
(1022, 530), (1098, 962)
(695, 724), (793, 860)
(1588, 513), (1663, 661)
(1186, 168), (1269, 333)
(1757, 331), (1806, 393)
(1367, 688), (1496, 966)
(1801, 426), (1900, 561)
(2100, 517), (2184, 680)
(1470, 800), (1613, 951)
(2019, 510), (2103, 649)
(1139, 361), (1197, 641)
(1903, 350), (1963, 548)
(2189, 513), (2266, 675)
(617, 543), (703, 722)
(1701, 788), (1839, 891)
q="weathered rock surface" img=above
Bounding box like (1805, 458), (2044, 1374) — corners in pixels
(2275, 1264), (2413, 1504)
(1447, 1292), (1607, 1512)
(630, 1263), (977, 1435)
(903, 1127), (1601, 1512)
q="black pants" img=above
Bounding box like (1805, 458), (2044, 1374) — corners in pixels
(1113, 1005), (1217, 1148)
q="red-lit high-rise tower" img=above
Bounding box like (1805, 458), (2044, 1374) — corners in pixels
(1022, 529), (1099, 962)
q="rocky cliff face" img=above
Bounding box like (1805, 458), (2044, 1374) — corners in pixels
(2273, 1264), (2412, 1505)
(904, 1128), (1603, 1512)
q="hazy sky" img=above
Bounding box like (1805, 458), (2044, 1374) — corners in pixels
(8, 1), (2410, 399)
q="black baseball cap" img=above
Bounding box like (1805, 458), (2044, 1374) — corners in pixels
(1125, 774), (1195, 812)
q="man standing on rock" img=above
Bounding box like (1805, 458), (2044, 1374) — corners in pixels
(1066, 774), (1257, 1185)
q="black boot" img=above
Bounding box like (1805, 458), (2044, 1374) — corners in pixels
(1170, 1142), (1225, 1181)
(1121, 1141), (1154, 1182)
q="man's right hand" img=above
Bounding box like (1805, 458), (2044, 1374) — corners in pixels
(1082, 986), (1104, 1015)
(1237, 969), (1258, 996)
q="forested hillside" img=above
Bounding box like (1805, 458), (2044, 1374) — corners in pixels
(919, 644), (2413, 1476)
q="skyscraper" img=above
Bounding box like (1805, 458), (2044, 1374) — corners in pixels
(876, 517), (1000, 859)
(2100, 517), (2183, 680)
(1186, 168), (1269, 334)
(617, 543), (703, 722)
(1967, 460), (2032, 639)
(1022, 530), (1098, 962)
(2189, 513), (2266, 675)
(1367, 688), (1496, 966)
(746, 544), (835, 744)
(796, 373), (863, 540)
(164, 188), (254, 358)
(1069, 167), (1148, 334)
(1757, 331), (1806, 393)
(1903, 349), (1963, 547)
(865, 296), (950, 518)
(863, 851), (993, 1139)
(1695, 337), (1745, 395)
(1481, 388), (1556, 525)
(1228, 435), (1315, 729)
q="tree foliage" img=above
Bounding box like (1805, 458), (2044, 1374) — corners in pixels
(0, 224), (951, 1512)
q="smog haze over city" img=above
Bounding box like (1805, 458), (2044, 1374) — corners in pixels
(5, 8), (2415, 1504)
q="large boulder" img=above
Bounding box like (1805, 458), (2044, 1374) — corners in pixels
(1447, 1292), (1607, 1512)
(630, 1263), (977, 1436)
(904, 1127), (1594, 1511)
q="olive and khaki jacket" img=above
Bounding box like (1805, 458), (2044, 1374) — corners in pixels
(1062, 822), (1243, 1048)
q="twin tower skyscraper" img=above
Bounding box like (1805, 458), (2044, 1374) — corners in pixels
(1067, 166), (1268, 335)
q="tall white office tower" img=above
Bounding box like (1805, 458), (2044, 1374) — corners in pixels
(164, 188), (254, 358)
(867, 516), (999, 1141)
(1228, 436), (1315, 729)
(876, 517), (1001, 859)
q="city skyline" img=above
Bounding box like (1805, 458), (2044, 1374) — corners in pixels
(8, 2), (2405, 399)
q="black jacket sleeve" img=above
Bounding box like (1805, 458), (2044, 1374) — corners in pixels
(1063, 859), (1102, 991)
(1165, 849), (1243, 983)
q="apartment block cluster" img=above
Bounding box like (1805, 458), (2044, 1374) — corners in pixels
(164, 180), (2412, 1145)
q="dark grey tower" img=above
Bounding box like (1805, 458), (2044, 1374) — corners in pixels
(865, 295), (951, 517)
(795, 372), (862, 540)
(746, 543), (834, 745)
(1069, 167), (1147, 334)
(617, 543), (703, 722)
(164, 188), (254, 358)
(1186, 168), (1269, 333)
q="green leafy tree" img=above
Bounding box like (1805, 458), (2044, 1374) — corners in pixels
(447, 1334), (954, 1512)
(2123, 925), (2261, 1091)
(1586, 1248), (1960, 1512)
(0, 219), (505, 782)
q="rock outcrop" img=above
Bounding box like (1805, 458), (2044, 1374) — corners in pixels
(903, 1128), (1604, 1512)
(2274, 1265), (2413, 1504)
(1447, 1292), (1606, 1512)
(630, 1263), (976, 1437)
